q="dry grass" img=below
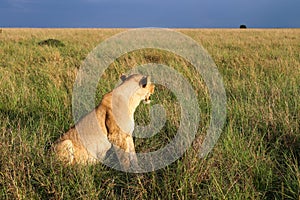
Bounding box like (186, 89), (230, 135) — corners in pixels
(0, 28), (300, 199)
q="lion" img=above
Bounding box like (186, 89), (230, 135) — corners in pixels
(52, 74), (155, 170)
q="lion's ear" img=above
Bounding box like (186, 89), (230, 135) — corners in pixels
(120, 75), (127, 82)
(139, 76), (148, 88)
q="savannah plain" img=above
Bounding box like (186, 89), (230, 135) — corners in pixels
(0, 28), (299, 199)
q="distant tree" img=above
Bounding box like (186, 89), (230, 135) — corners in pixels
(240, 24), (247, 29)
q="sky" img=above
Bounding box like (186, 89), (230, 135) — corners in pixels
(0, 0), (299, 28)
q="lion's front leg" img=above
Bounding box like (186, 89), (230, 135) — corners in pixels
(125, 136), (140, 170)
(110, 134), (139, 171)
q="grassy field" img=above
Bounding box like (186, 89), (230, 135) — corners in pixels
(0, 28), (299, 199)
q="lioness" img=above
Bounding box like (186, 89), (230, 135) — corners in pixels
(53, 74), (155, 170)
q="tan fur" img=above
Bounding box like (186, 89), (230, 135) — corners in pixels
(52, 74), (155, 169)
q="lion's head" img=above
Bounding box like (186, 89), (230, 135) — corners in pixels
(120, 74), (154, 104)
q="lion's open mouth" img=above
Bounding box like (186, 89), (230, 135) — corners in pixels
(143, 94), (151, 104)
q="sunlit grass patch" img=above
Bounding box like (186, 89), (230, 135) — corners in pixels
(0, 28), (299, 199)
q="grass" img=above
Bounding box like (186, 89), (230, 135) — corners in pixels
(0, 28), (299, 199)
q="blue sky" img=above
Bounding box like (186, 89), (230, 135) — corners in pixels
(0, 0), (299, 28)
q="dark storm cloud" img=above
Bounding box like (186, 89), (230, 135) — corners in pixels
(0, 0), (299, 27)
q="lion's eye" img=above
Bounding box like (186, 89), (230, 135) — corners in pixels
(142, 83), (147, 88)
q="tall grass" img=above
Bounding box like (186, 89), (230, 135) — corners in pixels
(0, 28), (299, 199)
